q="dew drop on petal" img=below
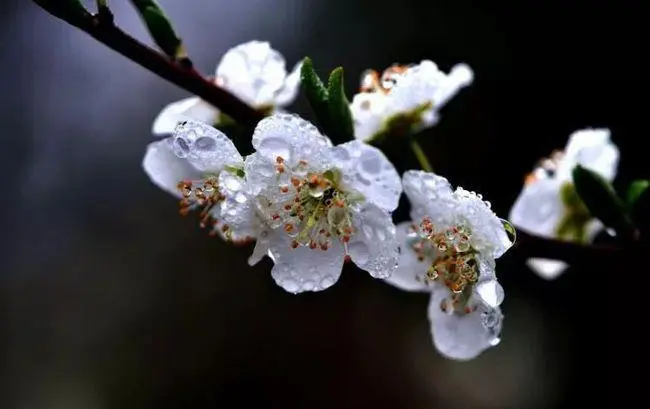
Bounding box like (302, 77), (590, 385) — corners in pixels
(319, 275), (335, 289)
(362, 224), (374, 239)
(476, 279), (505, 308)
(257, 137), (293, 162)
(347, 241), (370, 265)
(489, 337), (501, 346)
(302, 280), (315, 291)
(281, 278), (300, 293)
(235, 192), (248, 203)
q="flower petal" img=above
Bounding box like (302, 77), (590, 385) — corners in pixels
(526, 258), (569, 280)
(350, 92), (388, 141)
(556, 128), (619, 182)
(172, 120), (243, 173)
(218, 171), (262, 242)
(332, 140), (402, 211)
(248, 229), (272, 266)
(216, 41), (287, 107)
(274, 61), (303, 107)
(347, 203), (398, 279)
(251, 113), (333, 169)
(453, 187), (513, 259)
(383, 221), (431, 292)
(152, 97), (217, 136)
(509, 178), (564, 238)
(142, 138), (201, 197)
(428, 287), (503, 361)
(402, 170), (454, 221)
(268, 229), (345, 293)
(431, 63), (474, 108)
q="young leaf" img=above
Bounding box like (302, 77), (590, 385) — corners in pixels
(300, 57), (329, 116)
(326, 67), (355, 141)
(626, 180), (649, 208)
(130, 0), (186, 60)
(572, 165), (634, 238)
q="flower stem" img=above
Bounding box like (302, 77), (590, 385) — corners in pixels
(32, 0), (264, 128)
(410, 139), (434, 172)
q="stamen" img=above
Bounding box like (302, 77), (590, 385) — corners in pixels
(177, 176), (226, 237)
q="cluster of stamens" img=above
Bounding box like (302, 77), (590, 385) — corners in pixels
(410, 217), (480, 314)
(525, 149), (565, 185)
(262, 157), (355, 252)
(177, 177), (228, 237)
(360, 65), (410, 94)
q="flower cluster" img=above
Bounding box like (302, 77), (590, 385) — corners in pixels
(143, 42), (515, 361)
(509, 128), (619, 279)
(349, 60), (474, 141)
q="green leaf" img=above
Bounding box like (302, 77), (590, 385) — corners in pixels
(626, 179), (649, 208)
(130, 0), (185, 60)
(572, 165), (634, 238)
(300, 57), (329, 116)
(326, 67), (354, 141)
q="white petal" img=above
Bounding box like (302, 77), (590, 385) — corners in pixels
(152, 97), (217, 136)
(428, 287), (503, 361)
(248, 229), (272, 266)
(509, 178), (564, 238)
(350, 92), (388, 141)
(216, 41), (287, 107)
(251, 113), (333, 169)
(431, 63), (474, 108)
(268, 230), (345, 293)
(172, 120), (243, 173)
(453, 188), (513, 259)
(348, 203), (398, 279)
(556, 128), (619, 181)
(274, 61), (303, 106)
(142, 138), (201, 197)
(332, 140), (402, 211)
(383, 222), (431, 292)
(389, 60), (442, 114)
(526, 258), (569, 280)
(402, 170), (454, 221)
(218, 171), (261, 242)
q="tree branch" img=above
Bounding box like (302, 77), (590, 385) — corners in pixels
(33, 1), (264, 127)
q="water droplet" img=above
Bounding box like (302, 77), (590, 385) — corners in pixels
(257, 137), (293, 162)
(376, 228), (386, 241)
(194, 136), (216, 151)
(281, 278), (299, 293)
(489, 337), (501, 346)
(172, 137), (190, 157)
(319, 275), (335, 289)
(302, 280), (315, 291)
(359, 150), (381, 176)
(234, 192), (247, 203)
(332, 146), (350, 162)
(223, 175), (242, 191)
(362, 224), (374, 239)
(347, 241), (370, 265)
(476, 279), (505, 307)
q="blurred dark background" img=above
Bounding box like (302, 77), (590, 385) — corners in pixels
(1, 0), (642, 407)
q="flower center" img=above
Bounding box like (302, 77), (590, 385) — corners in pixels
(408, 217), (481, 311)
(524, 149), (565, 185)
(177, 176), (229, 237)
(360, 65), (409, 94)
(259, 157), (361, 251)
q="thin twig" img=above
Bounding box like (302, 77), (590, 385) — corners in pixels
(33, 1), (264, 128)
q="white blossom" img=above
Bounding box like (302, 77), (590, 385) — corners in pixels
(211, 113), (403, 293)
(385, 171), (513, 360)
(509, 128), (619, 279)
(350, 61), (473, 141)
(142, 120), (261, 242)
(152, 41), (302, 135)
